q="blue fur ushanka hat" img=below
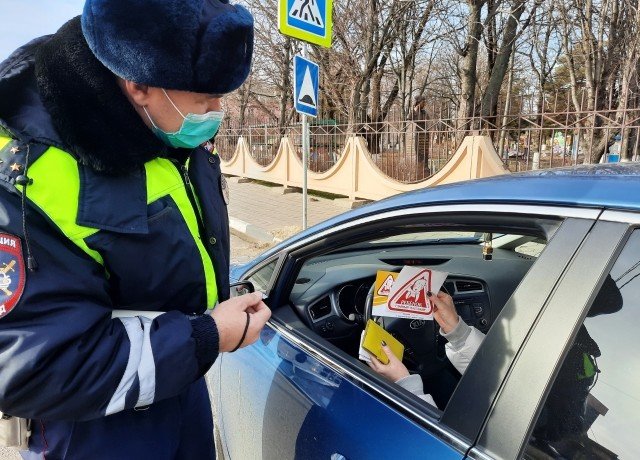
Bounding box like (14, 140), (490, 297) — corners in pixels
(81, 0), (254, 94)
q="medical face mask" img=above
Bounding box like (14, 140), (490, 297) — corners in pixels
(144, 89), (224, 149)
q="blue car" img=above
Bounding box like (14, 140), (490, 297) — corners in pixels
(209, 164), (640, 460)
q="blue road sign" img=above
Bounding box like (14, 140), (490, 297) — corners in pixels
(294, 55), (319, 118)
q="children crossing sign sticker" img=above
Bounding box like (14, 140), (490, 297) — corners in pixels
(294, 55), (319, 117)
(373, 267), (448, 320)
(388, 269), (433, 315)
(278, 0), (333, 48)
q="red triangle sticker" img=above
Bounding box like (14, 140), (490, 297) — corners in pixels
(388, 269), (433, 315)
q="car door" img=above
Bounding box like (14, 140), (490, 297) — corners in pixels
(217, 204), (599, 460)
(468, 211), (638, 459)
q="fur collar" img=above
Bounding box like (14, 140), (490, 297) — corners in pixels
(34, 17), (172, 175)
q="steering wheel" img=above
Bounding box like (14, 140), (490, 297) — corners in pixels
(363, 283), (445, 375)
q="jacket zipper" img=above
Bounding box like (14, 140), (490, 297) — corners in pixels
(173, 160), (219, 306)
(174, 161), (207, 238)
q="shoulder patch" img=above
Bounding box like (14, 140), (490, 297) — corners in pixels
(0, 233), (25, 319)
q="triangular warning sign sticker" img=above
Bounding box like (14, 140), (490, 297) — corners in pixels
(377, 275), (395, 296)
(388, 269), (433, 315)
(289, 0), (324, 27)
(298, 66), (316, 108)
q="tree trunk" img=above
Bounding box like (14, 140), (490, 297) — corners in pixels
(458, 1), (484, 123)
(480, 0), (526, 119)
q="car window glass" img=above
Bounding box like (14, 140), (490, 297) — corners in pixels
(525, 230), (640, 459)
(292, 227), (550, 412)
(369, 231), (480, 245)
(247, 260), (277, 292)
(514, 240), (546, 258)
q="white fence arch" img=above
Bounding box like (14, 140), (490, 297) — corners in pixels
(221, 135), (509, 201)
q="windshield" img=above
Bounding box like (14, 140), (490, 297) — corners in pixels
(367, 231), (483, 245)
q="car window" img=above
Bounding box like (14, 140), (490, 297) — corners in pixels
(514, 240), (546, 258)
(291, 225), (552, 412)
(247, 259), (277, 292)
(368, 231), (480, 245)
(525, 229), (640, 459)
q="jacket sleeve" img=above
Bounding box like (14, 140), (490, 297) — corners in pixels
(0, 193), (219, 421)
(442, 320), (485, 375)
(395, 374), (437, 407)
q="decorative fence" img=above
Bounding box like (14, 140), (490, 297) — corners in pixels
(220, 135), (508, 201)
(217, 103), (640, 200)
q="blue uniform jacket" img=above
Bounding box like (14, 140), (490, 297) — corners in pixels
(0, 17), (229, 448)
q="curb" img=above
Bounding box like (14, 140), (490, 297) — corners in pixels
(229, 216), (278, 245)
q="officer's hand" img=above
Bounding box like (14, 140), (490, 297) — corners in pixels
(429, 291), (459, 334)
(367, 344), (410, 382)
(211, 292), (271, 352)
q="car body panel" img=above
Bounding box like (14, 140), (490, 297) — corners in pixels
(214, 325), (464, 460)
(218, 216), (595, 459)
(216, 165), (640, 459)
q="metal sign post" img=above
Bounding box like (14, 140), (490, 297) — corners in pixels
(302, 45), (309, 229)
(293, 52), (319, 230)
(279, 0), (332, 230)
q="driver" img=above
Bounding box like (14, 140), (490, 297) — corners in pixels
(367, 291), (485, 408)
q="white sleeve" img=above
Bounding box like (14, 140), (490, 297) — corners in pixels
(442, 321), (485, 375)
(395, 374), (437, 407)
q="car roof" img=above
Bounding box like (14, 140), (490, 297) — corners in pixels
(246, 163), (640, 266)
(371, 162), (640, 213)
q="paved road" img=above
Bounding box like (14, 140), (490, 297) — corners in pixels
(227, 178), (346, 234)
(228, 178), (346, 264)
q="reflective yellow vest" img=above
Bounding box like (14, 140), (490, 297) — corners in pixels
(0, 136), (218, 308)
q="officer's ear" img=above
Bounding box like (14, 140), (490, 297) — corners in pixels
(118, 78), (154, 107)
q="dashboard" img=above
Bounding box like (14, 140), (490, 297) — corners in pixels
(291, 243), (537, 341)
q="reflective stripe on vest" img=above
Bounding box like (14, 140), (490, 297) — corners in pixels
(144, 159), (218, 308)
(4, 137), (218, 308)
(20, 143), (104, 264)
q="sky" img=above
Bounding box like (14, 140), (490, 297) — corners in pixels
(1, 0), (85, 61)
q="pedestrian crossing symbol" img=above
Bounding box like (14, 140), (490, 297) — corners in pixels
(294, 55), (319, 117)
(279, 0), (333, 48)
(290, 0), (324, 28)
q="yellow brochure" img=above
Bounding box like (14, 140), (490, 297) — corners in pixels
(362, 319), (404, 365)
(373, 270), (399, 307)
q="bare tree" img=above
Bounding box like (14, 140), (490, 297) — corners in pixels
(557, 0), (635, 162)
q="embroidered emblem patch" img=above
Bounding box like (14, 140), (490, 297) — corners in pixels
(0, 233), (25, 319)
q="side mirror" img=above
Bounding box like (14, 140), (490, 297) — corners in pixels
(229, 281), (256, 298)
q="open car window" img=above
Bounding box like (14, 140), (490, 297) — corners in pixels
(287, 218), (558, 414)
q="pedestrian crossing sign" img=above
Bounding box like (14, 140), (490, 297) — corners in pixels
(294, 55), (319, 117)
(279, 0), (333, 48)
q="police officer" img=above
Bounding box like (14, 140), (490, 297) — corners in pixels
(0, 0), (270, 458)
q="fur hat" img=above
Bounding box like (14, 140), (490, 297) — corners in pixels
(81, 0), (253, 94)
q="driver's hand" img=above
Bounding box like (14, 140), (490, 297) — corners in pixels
(211, 292), (271, 352)
(367, 344), (410, 382)
(429, 291), (459, 334)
